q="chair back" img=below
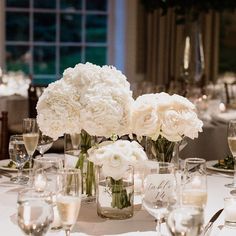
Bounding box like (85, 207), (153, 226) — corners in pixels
(224, 81), (236, 107)
(28, 84), (47, 118)
(0, 111), (9, 160)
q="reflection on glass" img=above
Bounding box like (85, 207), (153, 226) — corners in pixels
(6, 0), (29, 7)
(34, 46), (56, 74)
(34, 0), (56, 9)
(6, 46), (30, 74)
(85, 47), (106, 66)
(60, 14), (82, 42)
(60, 47), (81, 74)
(6, 12), (29, 41)
(86, 15), (107, 42)
(86, 0), (107, 11)
(34, 13), (56, 42)
(60, 0), (81, 10)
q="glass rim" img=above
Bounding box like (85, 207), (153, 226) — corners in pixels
(18, 187), (53, 199)
(224, 196), (236, 201)
(184, 157), (206, 164)
(58, 168), (81, 174)
(34, 156), (64, 163)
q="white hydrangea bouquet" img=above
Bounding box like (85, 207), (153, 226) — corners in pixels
(88, 140), (147, 209)
(131, 92), (203, 162)
(36, 62), (134, 197)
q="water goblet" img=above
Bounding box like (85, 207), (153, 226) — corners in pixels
(166, 205), (204, 236)
(17, 188), (54, 236)
(9, 134), (29, 184)
(143, 161), (176, 235)
(37, 131), (54, 157)
(182, 158), (208, 209)
(225, 120), (236, 188)
(56, 168), (82, 236)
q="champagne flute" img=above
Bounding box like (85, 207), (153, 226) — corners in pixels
(37, 131), (54, 157)
(9, 135), (29, 184)
(17, 188), (54, 236)
(143, 161), (176, 235)
(225, 120), (236, 188)
(22, 118), (39, 170)
(56, 168), (81, 236)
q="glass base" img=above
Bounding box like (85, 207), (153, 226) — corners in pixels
(10, 175), (29, 185)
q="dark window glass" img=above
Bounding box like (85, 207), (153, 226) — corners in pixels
(60, 14), (82, 42)
(6, 0), (29, 8)
(86, 0), (107, 11)
(60, 0), (82, 10)
(86, 15), (107, 42)
(33, 77), (57, 85)
(85, 47), (106, 66)
(34, 13), (56, 42)
(6, 46), (30, 74)
(34, 46), (56, 74)
(33, 0), (56, 9)
(6, 12), (29, 41)
(60, 47), (82, 74)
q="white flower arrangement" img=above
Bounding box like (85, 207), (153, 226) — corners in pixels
(36, 62), (133, 140)
(131, 92), (203, 142)
(88, 140), (148, 180)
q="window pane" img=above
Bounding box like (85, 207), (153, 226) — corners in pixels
(60, 14), (82, 42)
(34, 13), (56, 42)
(86, 0), (107, 11)
(86, 15), (107, 42)
(60, 47), (82, 74)
(60, 0), (82, 10)
(6, 46), (30, 74)
(6, 12), (29, 41)
(85, 47), (106, 66)
(6, 0), (29, 8)
(34, 0), (56, 9)
(34, 46), (56, 74)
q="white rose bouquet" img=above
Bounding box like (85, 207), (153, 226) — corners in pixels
(88, 140), (147, 209)
(131, 92), (203, 162)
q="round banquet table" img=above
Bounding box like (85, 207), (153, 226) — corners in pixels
(0, 171), (236, 236)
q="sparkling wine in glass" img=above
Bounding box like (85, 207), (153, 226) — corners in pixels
(143, 161), (176, 235)
(56, 168), (81, 236)
(23, 118), (39, 169)
(37, 131), (54, 157)
(167, 206), (204, 236)
(9, 135), (29, 184)
(17, 188), (54, 236)
(226, 120), (236, 188)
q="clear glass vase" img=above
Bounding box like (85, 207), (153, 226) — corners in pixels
(96, 166), (134, 219)
(64, 130), (96, 202)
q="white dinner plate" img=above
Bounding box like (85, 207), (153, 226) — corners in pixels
(206, 160), (234, 173)
(0, 159), (18, 172)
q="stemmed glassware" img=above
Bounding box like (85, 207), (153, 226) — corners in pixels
(17, 188), (54, 236)
(56, 168), (82, 236)
(225, 120), (236, 188)
(22, 118), (39, 170)
(142, 161), (176, 235)
(37, 131), (54, 157)
(9, 134), (29, 184)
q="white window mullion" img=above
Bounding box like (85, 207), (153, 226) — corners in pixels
(81, 0), (86, 62)
(29, 0), (34, 76)
(55, 0), (60, 79)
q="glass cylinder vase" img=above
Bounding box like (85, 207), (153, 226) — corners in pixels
(96, 165), (134, 219)
(64, 130), (96, 202)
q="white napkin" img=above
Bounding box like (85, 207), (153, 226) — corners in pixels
(211, 110), (236, 123)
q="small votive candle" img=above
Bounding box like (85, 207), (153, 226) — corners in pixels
(34, 172), (47, 192)
(224, 197), (236, 227)
(219, 103), (226, 113)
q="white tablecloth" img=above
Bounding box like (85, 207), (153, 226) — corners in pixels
(0, 173), (236, 236)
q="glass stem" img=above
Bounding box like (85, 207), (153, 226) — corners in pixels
(18, 165), (23, 179)
(234, 156), (236, 186)
(156, 219), (162, 236)
(65, 229), (70, 236)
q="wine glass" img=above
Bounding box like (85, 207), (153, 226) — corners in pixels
(9, 134), (29, 184)
(143, 161), (176, 235)
(56, 168), (81, 236)
(166, 206), (204, 236)
(37, 131), (54, 157)
(17, 188), (54, 236)
(182, 158), (207, 209)
(22, 118), (39, 170)
(225, 120), (236, 188)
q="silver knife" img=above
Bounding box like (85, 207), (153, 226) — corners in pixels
(201, 208), (223, 236)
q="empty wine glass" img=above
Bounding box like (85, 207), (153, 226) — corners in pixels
(225, 120), (236, 188)
(143, 161), (176, 235)
(17, 188), (54, 236)
(9, 135), (29, 184)
(37, 131), (54, 157)
(22, 118), (39, 170)
(167, 206), (204, 236)
(56, 168), (81, 236)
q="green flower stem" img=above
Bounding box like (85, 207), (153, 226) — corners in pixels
(86, 161), (95, 196)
